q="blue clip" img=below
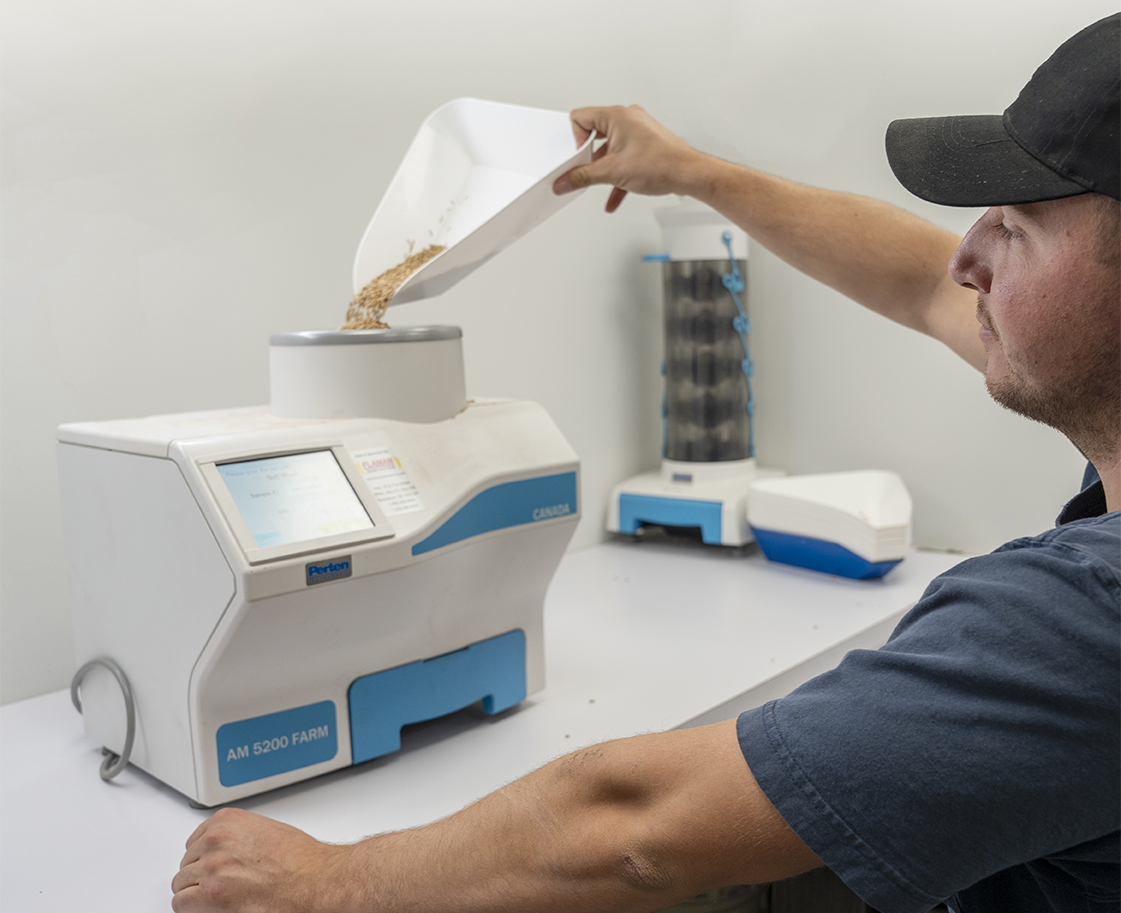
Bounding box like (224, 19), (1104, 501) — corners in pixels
(721, 228), (755, 458)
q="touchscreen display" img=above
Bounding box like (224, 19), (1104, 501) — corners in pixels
(217, 451), (374, 548)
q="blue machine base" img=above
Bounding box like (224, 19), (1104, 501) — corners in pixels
(618, 493), (723, 545)
(751, 527), (901, 580)
(348, 629), (527, 765)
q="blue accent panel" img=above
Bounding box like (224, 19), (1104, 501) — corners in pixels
(618, 493), (723, 545)
(348, 630), (527, 765)
(751, 527), (902, 580)
(412, 472), (577, 556)
(217, 701), (338, 787)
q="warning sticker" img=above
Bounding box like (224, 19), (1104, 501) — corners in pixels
(351, 447), (426, 517)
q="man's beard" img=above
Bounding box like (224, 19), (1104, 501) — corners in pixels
(980, 299), (1121, 460)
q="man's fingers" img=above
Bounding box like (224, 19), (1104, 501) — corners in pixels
(171, 861), (204, 905)
(553, 160), (629, 211)
(184, 816), (213, 851)
(552, 167), (628, 211)
(605, 187), (629, 213)
(171, 864), (193, 894)
(179, 842), (201, 871)
(569, 104), (624, 149)
(570, 121), (594, 147)
(569, 105), (610, 147)
(555, 155), (622, 193)
(569, 106), (615, 141)
(568, 105), (628, 163)
(556, 165), (588, 192)
(170, 884), (204, 913)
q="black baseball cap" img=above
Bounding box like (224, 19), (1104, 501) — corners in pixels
(886, 14), (1120, 206)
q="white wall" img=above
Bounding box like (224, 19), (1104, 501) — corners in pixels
(2, 0), (1112, 703)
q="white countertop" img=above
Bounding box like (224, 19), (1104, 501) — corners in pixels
(0, 540), (965, 911)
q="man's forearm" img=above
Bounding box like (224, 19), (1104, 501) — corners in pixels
(173, 721), (821, 912)
(677, 155), (984, 368)
(331, 722), (821, 913)
(560, 105), (983, 368)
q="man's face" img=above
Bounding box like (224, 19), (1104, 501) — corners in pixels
(948, 194), (1121, 453)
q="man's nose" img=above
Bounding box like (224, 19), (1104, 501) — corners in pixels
(949, 209), (997, 293)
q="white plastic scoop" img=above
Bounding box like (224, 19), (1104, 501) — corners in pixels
(352, 98), (594, 307)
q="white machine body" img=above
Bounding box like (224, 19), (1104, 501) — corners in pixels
(58, 98), (596, 807)
(59, 398), (579, 806)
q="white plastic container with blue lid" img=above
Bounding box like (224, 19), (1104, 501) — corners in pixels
(748, 470), (913, 579)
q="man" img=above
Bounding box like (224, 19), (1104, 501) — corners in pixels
(171, 15), (1119, 913)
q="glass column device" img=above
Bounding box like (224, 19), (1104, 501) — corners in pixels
(607, 200), (780, 547)
(663, 249), (752, 463)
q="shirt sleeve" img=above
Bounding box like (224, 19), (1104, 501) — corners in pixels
(738, 521), (1121, 913)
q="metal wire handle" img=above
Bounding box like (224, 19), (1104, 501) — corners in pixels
(71, 657), (136, 780)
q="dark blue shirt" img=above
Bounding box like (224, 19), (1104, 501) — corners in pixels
(738, 471), (1120, 913)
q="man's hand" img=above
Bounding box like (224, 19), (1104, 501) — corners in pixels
(553, 105), (706, 212)
(171, 807), (362, 913)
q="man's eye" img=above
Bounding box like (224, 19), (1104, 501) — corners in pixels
(996, 223), (1020, 239)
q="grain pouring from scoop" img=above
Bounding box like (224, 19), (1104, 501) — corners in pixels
(341, 244), (445, 330)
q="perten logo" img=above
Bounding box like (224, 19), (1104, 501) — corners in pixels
(306, 556), (352, 586)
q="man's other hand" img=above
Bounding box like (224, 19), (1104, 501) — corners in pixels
(171, 807), (359, 913)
